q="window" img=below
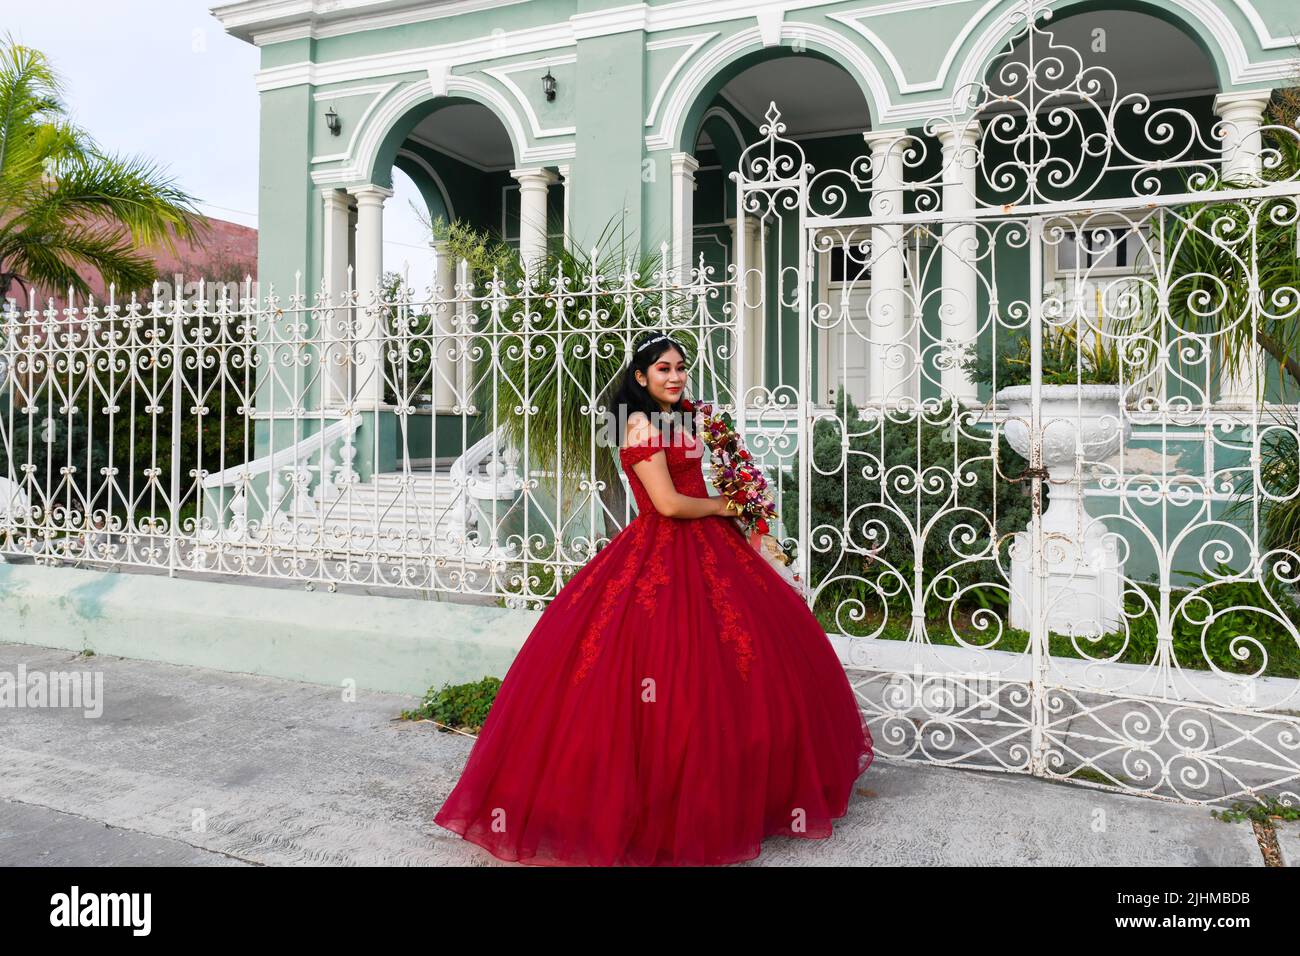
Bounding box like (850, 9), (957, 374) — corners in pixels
(829, 243), (871, 283)
(1056, 225), (1149, 272)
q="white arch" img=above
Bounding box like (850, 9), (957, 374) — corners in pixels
(351, 74), (535, 188)
(696, 105), (746, 154)
(650, 24), (892, 152)
(952, 0), (1249, 98)
(394, 147), (456, 221)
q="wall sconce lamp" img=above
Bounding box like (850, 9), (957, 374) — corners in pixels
(325, 106), (341, 136)
(541, 69), (556, 102)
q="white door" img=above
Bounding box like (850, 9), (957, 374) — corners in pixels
(825, 282), (872, 408)
(818, 238), (920, 409)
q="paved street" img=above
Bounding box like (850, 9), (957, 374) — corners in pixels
(0, 641), (1275, 867)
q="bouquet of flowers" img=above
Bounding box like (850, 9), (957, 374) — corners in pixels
(681, 398), (807, 597)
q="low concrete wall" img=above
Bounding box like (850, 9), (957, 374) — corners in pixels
(0, 563), (538, 696)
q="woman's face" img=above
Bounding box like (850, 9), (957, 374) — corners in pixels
(636, 346), (686, 410)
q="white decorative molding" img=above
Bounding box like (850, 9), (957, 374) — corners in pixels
(217, 0), (856, 46)
(644, 32), (718, 128)
(1234, 0), (1300, 50)
(214, 0), (536, 45)
(483, 54), (578, 139)
(250, 21), (576, 93)
(829, 0), (1297, 106)
(312, 73), (573, 187)
(427, 59), (450, 96)
(757, 7), (785, 47)
(245, 0), (872, 91)
(647, 23), (893, 151)
(311, 81), (397, 101)
(827, 0), (997, 96)
(236, 0), (1300, 150)
(311, 80), (400, 165)
(571, 3), (650, 40)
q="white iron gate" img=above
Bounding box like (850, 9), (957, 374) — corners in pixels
(732, 2), (1300, 807)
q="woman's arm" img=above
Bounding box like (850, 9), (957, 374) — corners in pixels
(626, 415), (730, 519)
(631, 454), (729, 518)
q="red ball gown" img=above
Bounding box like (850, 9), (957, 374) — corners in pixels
(432, 428), (874, 865)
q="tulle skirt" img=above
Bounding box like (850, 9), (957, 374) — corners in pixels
(432, 510), (874, 866)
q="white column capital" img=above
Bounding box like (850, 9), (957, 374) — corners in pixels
(351, 183), (394, 207)
(862, 127), (909, 155)
(322, 187), (352, 214)
(724, 215), (758, 240)
(511, 166), (560, 188)
(671, 151), (700, 182)
(936, 119), (982, 150)
(1213, 89), (1273, 122)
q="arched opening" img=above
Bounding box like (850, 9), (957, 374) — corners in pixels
(674, 51), (873, 409)
(324, 96), (565, 479)
(957, 4), (1258, 629)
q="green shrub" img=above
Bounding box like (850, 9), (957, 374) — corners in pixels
(783, 388), (1037, 628)
(401, 676), (502, 733)
(1119, 564), (1300, 678)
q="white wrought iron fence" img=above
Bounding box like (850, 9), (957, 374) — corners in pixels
(3, 0), (1298, 812)
(731, 0), (1300, 806)
(0, 254), (739, 605)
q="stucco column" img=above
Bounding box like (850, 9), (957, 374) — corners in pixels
(431, 240), (458, 414)
(321, 188), (353, 409)
(671, 152), (700, 285)
(938, 121), (982, 407)
(352, 183), (392, 409)
(864, 128), (910, 407)
(726, 214), (762, 403)
(1214, 90), (1273, 407)
(512, 167), (558, 279)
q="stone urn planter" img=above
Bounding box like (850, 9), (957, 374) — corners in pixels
(996, 383), (1131, 635)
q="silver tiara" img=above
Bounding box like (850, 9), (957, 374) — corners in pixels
(635, 333), (676, 353)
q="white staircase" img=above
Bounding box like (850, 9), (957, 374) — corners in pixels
(316, 467), (473, 554)
(197, 423), (523, 564)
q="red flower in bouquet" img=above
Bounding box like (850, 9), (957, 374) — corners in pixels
(683, 397), (793, 568)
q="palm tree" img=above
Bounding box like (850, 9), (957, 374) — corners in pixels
(0, 34), (205, 305)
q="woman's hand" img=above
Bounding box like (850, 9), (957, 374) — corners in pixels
(710, 495), (733, 517)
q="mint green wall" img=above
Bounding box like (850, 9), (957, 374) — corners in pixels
(0, 562), (536, 696)
(244, 0), (1297, 299)
(233, 0), (1300, 517)
(574, 29), (651, 250)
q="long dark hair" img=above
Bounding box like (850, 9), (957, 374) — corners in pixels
(607, 329), (696, 447)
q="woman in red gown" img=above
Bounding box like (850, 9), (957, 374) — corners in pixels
(432, 330), (873, 865)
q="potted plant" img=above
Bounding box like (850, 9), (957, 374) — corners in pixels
(960, 321), (1131, 634)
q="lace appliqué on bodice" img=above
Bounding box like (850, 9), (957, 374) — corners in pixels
(566, 430), (757, 685)
(618, 432), (710, 515)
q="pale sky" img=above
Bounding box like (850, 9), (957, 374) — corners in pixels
(6, 0), (434, 288)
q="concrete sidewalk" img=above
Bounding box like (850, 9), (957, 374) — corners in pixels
(0, 641), (1272, 867)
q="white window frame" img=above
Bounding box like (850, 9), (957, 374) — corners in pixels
(1043, 212), (1158, 403)
(812, 226), (927, 408)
